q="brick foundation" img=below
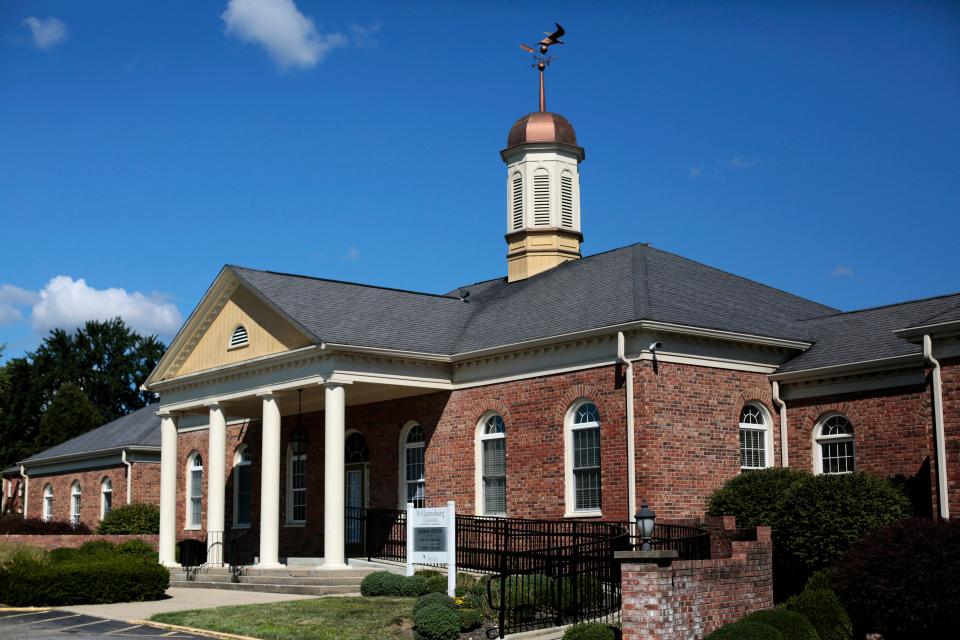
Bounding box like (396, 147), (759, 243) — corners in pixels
(1, 534), (158, 551)
(620, 520), (773, 640)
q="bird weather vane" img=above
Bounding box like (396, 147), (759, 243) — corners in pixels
(520, 23), (565, 113)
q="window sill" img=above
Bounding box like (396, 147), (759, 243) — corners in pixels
(564, 510), (602, 519)
(232, 524), (251, 530)
(285, 522), (306, 528)
(184, 525), (201, 531)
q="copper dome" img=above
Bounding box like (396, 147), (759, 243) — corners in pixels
(506, 111), (578, 148)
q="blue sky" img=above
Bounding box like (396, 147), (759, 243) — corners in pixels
(2, 1), (959, 359)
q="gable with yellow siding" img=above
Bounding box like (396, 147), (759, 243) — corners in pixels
(175, 286), (313, 377)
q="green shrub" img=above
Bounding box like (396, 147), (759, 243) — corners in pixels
(417, 569), (442, 579)
(360, 571), (399, 596)
(742, 609), (818, 640)
(457, 606), (483, 631)
(775, 472), (909, 573)
(783, 588), (852, 640)
(413, 602), (460, 640)
(563, 621), (616, 640)
(556, 575), (605, 613)
(706, 467), (810, 527)
(423, 573), (447, 594)
(502, 573), (555, 622)
(413, 592), (456, 617)
(96, 503), (160, 534)
(0, 556), (169, 606)
(401, 573), (429, 597)
(116, 539), (157, 560)
(0, 515), (91, 535)
(831, 517), (960, 639)
(707, 620), (785, 640)
(0, 542), (47, 569)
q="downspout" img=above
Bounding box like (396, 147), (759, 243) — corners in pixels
(122, 450), (133, 505)
(20, 465), (28, 519)
(771, 381), (789, 468)
(923, 335), (950, 520)
(617, 332), (637, 520)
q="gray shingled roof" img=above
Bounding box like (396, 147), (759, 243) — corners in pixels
(231, 243), (838, 357)
(777, 293), (960, 373)
(18, 405), (161, 465)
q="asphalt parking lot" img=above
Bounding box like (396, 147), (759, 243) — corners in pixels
(0, 610), (212, 639)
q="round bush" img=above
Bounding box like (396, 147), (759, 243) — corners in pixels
(413, 602), (460, 640)
(775, 472), (909, 572)
(413, 592), (456, 617)
(360, 570), (396, 596)
(401, 573), (429, 597)
(831, 517), (960, 639)
(96, 503), (160, 534)
(743, 609), (818, 640)
(423, 573), (447, 594)
(457, 606), (483, 631)
(556, 575), (605, 613)
(563, 621), (616, 640)
(0, 556), (169, 606)
(706, 468), (810, 527)
(707, 620), (785, 640)
(115, 539), (157, 560)
(783, 588), (852, 640)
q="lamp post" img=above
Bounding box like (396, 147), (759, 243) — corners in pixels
(635, 501), (656, 551)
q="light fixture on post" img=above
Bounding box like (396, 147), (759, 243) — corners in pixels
(635, 501), (656, 551)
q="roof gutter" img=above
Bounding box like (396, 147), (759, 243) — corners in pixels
(769, 353), (922, 383)
(923, 335), (950, 519)
(19, 466), (28, 520)
(122, 450), (133, 506)
(17, 444), (161, 470)
(617, 332), (637, 520)
(771, 381), (789, 467)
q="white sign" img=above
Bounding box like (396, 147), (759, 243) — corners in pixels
(406, 500), (456, 597)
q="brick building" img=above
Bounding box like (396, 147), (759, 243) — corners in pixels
(67, 68), (955, 570)
(1, 406), (161, 528)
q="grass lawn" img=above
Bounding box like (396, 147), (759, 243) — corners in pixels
(150, 596), (415, 640)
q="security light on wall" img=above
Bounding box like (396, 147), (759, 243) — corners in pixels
(648, 342), (662, 352)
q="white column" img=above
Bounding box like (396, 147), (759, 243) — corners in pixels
(258, 392), (283, 567)
(206, 402), (227, 567)
(322, 382), (348, 569)
(158, 412), (179, 567)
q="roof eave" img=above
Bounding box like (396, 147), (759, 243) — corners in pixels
(17, 444), (161, 469)
(893, 319), (960, 342)
(769, 353), (922, 383)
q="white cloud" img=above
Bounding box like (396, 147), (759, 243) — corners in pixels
(350, 22), (381, 49)
(0, 284), (38, 325)
(831, 265), (855, 278)
(722, 156), (762, 170)
(689, 165), (703, 179)
(343, 245), (360, 261)
(29, 276), (183, 337)
(22, 17), (67, 50)
(221, 0), (348, 69)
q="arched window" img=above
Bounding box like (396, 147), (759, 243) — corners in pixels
(346, 432), (370, 463)
(476, 413), (507, 516)
(511, 172), (524, 231)
(100, 477), (113, 520)
(187, 453), (203, 529)
(533, 168), (550, 226)
(739, 404), (772, 470)
(287, 441), (307, 524)
(42, 484), (53, 522)
(233, 446), (252, 527)
(229, 324), (249, 349)
(401, 423), (426, 508)
(70, 481), (82, 526)
(815, 414), (855, 474)
(566, 401), (602, 514)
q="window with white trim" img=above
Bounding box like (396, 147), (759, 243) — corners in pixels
(43, 484), (53, 522)
(70, 481), (82, 526)
(233, 446), (252, 527)
(100, 477), (112, 520)
(567, 402), (602, 513)
(815, 414), (855, 474)
(477, 414), (507, 516)
(739, 404), (771, 470)
(287, 441), (307, 524)
(402, 424), (426, 508)
(229, 325), (249, 349)
(187, 453), (203, 529)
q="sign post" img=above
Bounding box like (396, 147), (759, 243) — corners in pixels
(406, 500), (457, 597)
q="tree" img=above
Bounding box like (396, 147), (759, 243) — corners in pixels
(35, 383), (103, 451)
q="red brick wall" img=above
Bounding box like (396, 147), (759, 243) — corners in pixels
(620, 524), (773, 640)
(25, 465), (136, 528)
(940, 357), (960, 516)
(0, 533), (158, 551)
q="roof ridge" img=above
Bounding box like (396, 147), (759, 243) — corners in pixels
(797, 290), (960, 321)
(227, 265), (464, 301)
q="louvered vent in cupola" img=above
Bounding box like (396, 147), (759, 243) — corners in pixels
(560, 172), (574, 228)
(511, 174), (523, 230)
(533, 172), (550, 226)
(229, 325), (249, 349)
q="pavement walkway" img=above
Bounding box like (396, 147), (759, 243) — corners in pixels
(60, 587), (316, 620)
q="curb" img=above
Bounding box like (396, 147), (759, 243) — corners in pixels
(129, 618), (263, 640)
(0, 607), (50, 612)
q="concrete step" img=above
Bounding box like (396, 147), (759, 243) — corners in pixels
(169, 573), (364, 586)
(169, 580), (360, 596)
(170, 567), (372, 580)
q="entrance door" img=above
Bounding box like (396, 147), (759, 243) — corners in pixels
(344, 432), (370, 556)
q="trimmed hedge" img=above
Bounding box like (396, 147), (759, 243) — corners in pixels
(413, 592), (457, 617)
(783, 587), (852, 640)
(96, 503), (160, 534)
(457, 606), (483, 631)
(831, 517), (960, 639)
(706, 468), (809, 527)
(0, 556), (169, 606)
(742, 609), (818, 640)
(361, 570), (438, 597)
(707, 621), (785, 640)
(562, 622), (616, 640)
(0, 515), (91, 535)
(413, 602), (460, 640)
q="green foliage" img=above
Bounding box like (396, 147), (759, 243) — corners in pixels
(831, 517), (960, 639)
(706, 467), (810, 527)
(412, 602), (460, 640)
(562, 622), (616, 640)
(35, 383), (103, 451)
(783, 588), (852, 640)
(775, 473), (910, 572)
(707, 621), (785, 640)
(400, 573), (429, 597)
(361, 571), (399, 596)
(742, 609), (819, 640)
(0, 515), (91, 534)
(0, 542), (48, 569)
(116, 538), (158, 560)
(556, 575), (605, 613)
(499, 573), (555, 622)
(413, 592), (456, 617)
(423, 574), (447, 594)
(456, 606), (483, 631)
(96, 503), (161, 534)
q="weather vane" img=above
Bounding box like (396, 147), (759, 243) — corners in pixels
(520, 23), (565, 113)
